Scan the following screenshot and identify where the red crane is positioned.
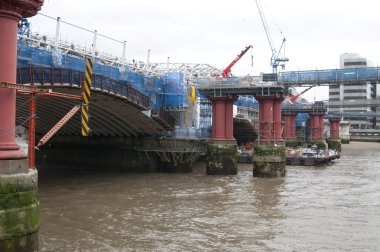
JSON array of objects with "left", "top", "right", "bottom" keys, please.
[
  {"left": 289, "top": 86, "right": 314, "bottom": 103},
  {"left": 221, "top": 45, "right": 253, "bottom": 77}
]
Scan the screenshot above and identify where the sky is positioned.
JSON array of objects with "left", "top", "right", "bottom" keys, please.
[{"left": 28, "top": 0, "right": 380, "bottom": 101}]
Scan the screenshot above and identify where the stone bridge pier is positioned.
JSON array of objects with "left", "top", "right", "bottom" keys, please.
[
  {"left": 252, "top": 88, "right": 286, "bottom": 178},
  {"left": 0, "top": 1, "right": 44, "bottom": 251},
  {"left": 197, "top": 82, "right": 286, "bottom": 177},
  {"left": 206, "top": 95, "right": 239, "bottom": 175}
]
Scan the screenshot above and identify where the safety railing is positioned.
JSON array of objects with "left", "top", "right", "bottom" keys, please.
[
  {"left": 282, "top": 103, "right": 327, "bottom": 114},
  {"left": 196, "top": 76, "right": 267, "bottom": 90},
  {"left": 16, "top": 65, "right": 150, "bottom": 110},
  {"left": 151, "top": 107, "right": 176, "bottom": 130}
]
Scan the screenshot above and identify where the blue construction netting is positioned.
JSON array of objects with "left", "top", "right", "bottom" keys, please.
[
  {"left": 126, "top": 71, "right": 146, "bottom": 94},
  {"left": 295, "top": 113, "right": 309, "bottom": 126},
  {"left": 289, "top": 103, "right": 310, "bottom": 126},
  {"left": 17, "top": 44, "right": 33, "bottom": 67},
  {"left": 235, "top": 95, "right": 258, "bottom": 108},
  {"left": 172, "top": 127, "right": 211, "bottom": 138},
  {"left": 199, "top": 95, "right": 211, "bottom": 129},
  {"left": 159, "top": 72, "right": 186, "bottom": 107},
  {"left": 282, "top": 103, "right": 310, "bottom": 126},
  {"left": 17, "top": 40, "right": 168, "bottom": 108}
]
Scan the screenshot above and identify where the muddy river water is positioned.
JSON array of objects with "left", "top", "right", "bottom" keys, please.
[{"left": 38, "top": 141, "right": 380, "bottom": 251}]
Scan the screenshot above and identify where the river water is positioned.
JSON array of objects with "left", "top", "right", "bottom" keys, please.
[{"left": 38, "top": 142, "right": 380, "bottom": 251}]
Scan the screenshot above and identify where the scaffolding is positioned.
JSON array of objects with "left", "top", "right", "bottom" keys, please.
[
  {"left": 199, "top": 96, "right": 212, "bottom": 128},
  {"left": 136, "top": 139, "right": 207, "bottom": 166}
]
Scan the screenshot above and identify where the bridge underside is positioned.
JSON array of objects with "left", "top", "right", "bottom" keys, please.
[
  {"left": 233, "top": 117, "right": 257, "bottom": 144},
  {"left": 16, "top": 87, "right": 166, "bottom": 138}
]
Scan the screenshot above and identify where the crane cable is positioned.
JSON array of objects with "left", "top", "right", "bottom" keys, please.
[{"left": 259, "top": 1, "right": 285, "bottom": 40}]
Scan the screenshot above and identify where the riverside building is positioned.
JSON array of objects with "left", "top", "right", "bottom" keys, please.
[{"left": 328, "top": 53, "right": 379, "bottom": 129}]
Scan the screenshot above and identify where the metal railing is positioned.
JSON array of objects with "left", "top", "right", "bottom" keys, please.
[
  {"left": 151, "top": 107, "right": 175, "bottom": 130},
  {"left": 17, "top": 65, "right": 150, "bottom": 110},
  {"left": 282, "top": 103, "right": 327, "bottom": 113},
  {"left": 196, "top": 76, "right": 271, "bottom": 90}
]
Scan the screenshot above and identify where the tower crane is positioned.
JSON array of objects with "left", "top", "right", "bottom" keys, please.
[
  {"left": 221, "top": 45, "right": 253, "bottom": 77},
  {"left": 254, "top": 0, "right": 288, "bottom": 73}
]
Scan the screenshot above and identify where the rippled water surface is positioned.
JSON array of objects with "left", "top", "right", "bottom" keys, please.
[{"left": 39, "top": 142, "right": 380, "bottom": 251}]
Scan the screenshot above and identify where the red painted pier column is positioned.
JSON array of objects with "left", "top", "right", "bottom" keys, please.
[
  {"left": 0, "top": 9, "right": 25, "bottom": 160},
  {"left": 261, "top": 99, "right": 274, "bottom": 142},
  {"left": 225, "top": 98, "right": 235, "bottom": 140},
  {"left": 329, "top": 117, "right": 341, "bottom": 140},
  {"left": 252, "top": 88, "right": 286, "bottom": 178},
  {"left": 309, "top": 114, "right": 317, "bottom": 141},
  {"left": 258, "top": 100, "right": 264, "bottom": 136},
  {"left": 214, "top": 98, "right": 226, "bottom": 139},
  {"left": 291, "top": 114, "right": 297, "bottom": 139},
  {"left": 207, "top": 95, "right": 238, "bottom": 175},
  {"left": 319, "top": 114, "right": 325, "bottom": 139},
  {"left": 310, "top": 113, "right": 325, "bottom": 141},
  {"left": 256, "top": 95, "right": 284, "bottom": 143},
  {"left": 0, "top": 2, "right": 43, "bottom": 162},
  {"left": 284, "top": 113, "right": 296, "bottom": 140},
  {"left": 209, "top": 96, "right": 237, "bottom": 141},
  {"left": 0, "top": 1, "right": 44, "bottom": 250},
  {"left": 273, "top": 98, "right": 284, "bottom": 141},
  {"left": 211, "top": 102, "right": 216, "bottom": 138}
]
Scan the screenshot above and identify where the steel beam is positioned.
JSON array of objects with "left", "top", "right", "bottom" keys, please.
[{"left": 37, "top": 105, "right": 80, "bottom": 147}]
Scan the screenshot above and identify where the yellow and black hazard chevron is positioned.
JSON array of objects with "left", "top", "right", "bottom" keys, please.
[{"left": 81, "top": 58, "right": 93, "bottom": 136}]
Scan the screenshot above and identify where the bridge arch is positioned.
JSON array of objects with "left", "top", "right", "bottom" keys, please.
[{"left": 16, "top": 66, "right": 171, "bottom": 137}]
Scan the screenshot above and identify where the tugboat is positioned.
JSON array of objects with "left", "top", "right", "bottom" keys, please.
[
  {"left": 286, "top": 145, "right": 340, "bottom": 166},
  {"left": 238, "top": 145, "right": 253, "bottom": 163}
]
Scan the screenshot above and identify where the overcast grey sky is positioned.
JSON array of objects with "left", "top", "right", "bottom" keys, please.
[{"left": 29, "top": 0, "right": 380, "bottom": 101}]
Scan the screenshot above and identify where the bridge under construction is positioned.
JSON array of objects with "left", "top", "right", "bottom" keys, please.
[
  {"left": 11, "top": 15, "right": 380, "bottom": 171},
  {"left": 1, "top": 3, "right": 380, "bottom": 250}
]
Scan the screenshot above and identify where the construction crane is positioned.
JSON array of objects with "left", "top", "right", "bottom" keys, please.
[
  {"left": 255, "top": 0, "right": 288, "bottom": 73},
  {"left": 289, "top": 86, "right": 314, "bottom": 103},
  {"left": 221, "top": 45, "right": 253, "bottom": 77}
]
